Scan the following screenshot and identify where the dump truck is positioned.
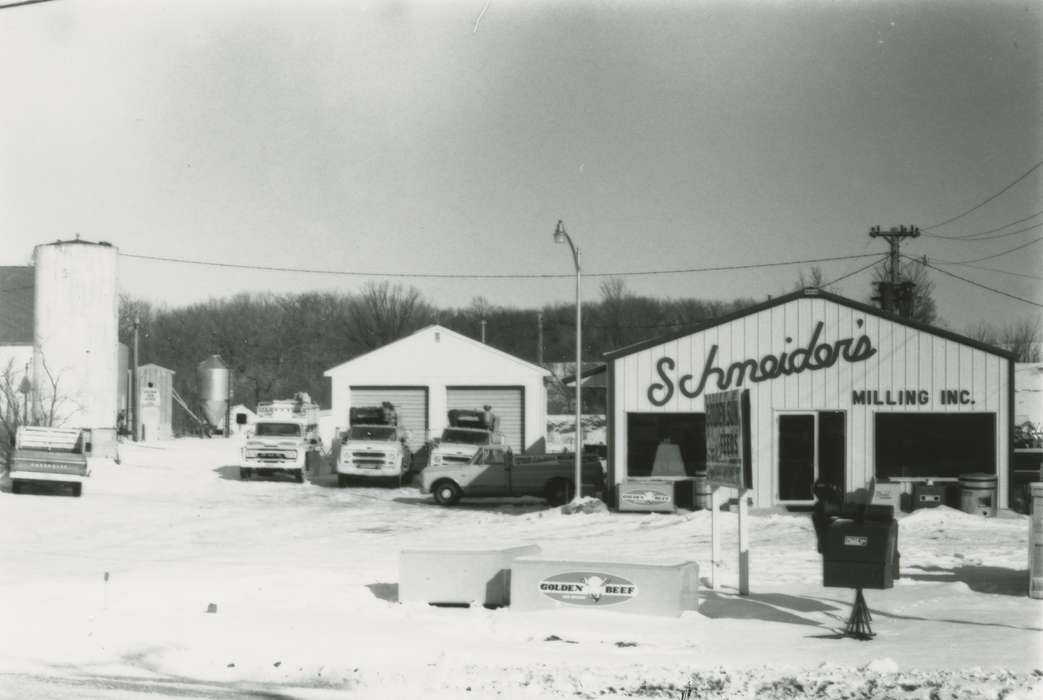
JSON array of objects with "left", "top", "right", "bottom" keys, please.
[
  {"left": 335, "top": 406, "right": 412, "bottom": 487},
  {"left": 421, "top": 443, "right": 604, "bottom": 506},
  {"left": 7, "top": 426, "right": 91, "bottom": 497},
  {"left": 427, "top": 409, "right": 505, "bottom": 468},
  {"left": 240, "top": 393, "right": 320, "bottom": 483}
]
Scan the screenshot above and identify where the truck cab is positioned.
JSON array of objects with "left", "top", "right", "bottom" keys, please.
[
  {"left": 335, "top": 406, "right": 412, "bottom": 487},
  {"left": 240, "top": 394, "right": 320, "bottom": 483},
  {"left": 421, "top": 443, "right": 604, "bottom": 507},
  {"left": 428, "top": 409, "right": 504, "bottom": 468}
]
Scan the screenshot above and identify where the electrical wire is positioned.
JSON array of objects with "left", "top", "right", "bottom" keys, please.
[
  {"left": 923, "top": 209, "right": 1043, "bottom": 240},
  {"left": 923, "top": 158, "right": 1043, "bottom": 231},
  {"left": 0, "top": 0, "right": 62, "bottom": 9},
  {"left": 820, "top": 255, "right": 889, "bottom": 288},
  {"left": 942, "top": 261, "right": 1043, "bottom": 282},
  {"left": 905, "top": 255, "right": 1043, "bottom": 309},
  {"left": 119, "top": 251, "right": 882, "bottom": 280},
  {"left": 929, "top": 237, "right": 1043, "bottom": 265}
]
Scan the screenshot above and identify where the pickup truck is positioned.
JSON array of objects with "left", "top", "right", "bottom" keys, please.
[
  {"left": 420, "top": 443, "right": 604, "bottom": 506},
  {"left": 7, "top": 426, "right": 91, "bottom": 497}
]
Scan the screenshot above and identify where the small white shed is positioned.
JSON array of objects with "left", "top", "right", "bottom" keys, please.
[{"left": 324, "top": 325, "right": 549, "bottom": 454}]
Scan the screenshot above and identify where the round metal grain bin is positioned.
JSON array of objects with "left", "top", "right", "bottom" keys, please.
[
  {"left": 959, "top": 472, "right": 998, "bottom": 517},
  {"left": 197, "top": 355, "right": 230, "bottom": 432}
]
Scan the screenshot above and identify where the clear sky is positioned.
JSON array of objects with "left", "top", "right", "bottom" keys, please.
[{"left": 2, "top": 0, "right": 1040, "bottom": 333}]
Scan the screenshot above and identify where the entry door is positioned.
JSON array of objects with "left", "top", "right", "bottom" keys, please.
[
  {"left": 777, "top": 411, "right": 846, "bottom": 502},
  {"left": 778, "top": 414, "right": 815, "bottom": 501}
]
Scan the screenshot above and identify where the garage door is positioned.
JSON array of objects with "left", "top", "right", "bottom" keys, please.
[
  {"left": 447, "top": 387, "right": 524, "bottom": 453},
  {"left": 350, "top": 387, "right": 429, "bottom": 453}
]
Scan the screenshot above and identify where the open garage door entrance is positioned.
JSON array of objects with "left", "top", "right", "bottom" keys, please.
[
  {"left": 447, "top": 386, "right": 524, "bottom": 453},
  {"left": 349, "top": 387, "right": 429, "bottom": 453}
]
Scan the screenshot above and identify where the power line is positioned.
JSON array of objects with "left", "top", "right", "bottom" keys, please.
[
  {"left": 0, "top": 0, "right": 63, "bottom": 9},
  {"left": 119, "top": 251, "right": 882, "bottom": 280},
  {"left": 923, "top": 209, "right": 1043, "bottom": 240},
  {"left": 923, "top": 159, "right": 1043, "bottom": 231},
  {"left": 820, "top": 255, "right": 889, "bottom": 288},
  {"left": 930, "top": 237, "right": 1043, "bottom": 265},
  {"left": 942, "top": 261, "right": 1043, "bottom": 281},
  {"left": 906, "top": 255, "right": 1043, "bottom": 309}
]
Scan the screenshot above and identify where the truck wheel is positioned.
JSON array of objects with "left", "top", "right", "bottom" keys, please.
[
  {"left": 11, "top": 480, "right": 22, "bottom": 495},
  {"left": 71, "top": 483, "right": 83, "bottom": 498},
  {"left": 337, "top": 473, "right": 349, "bottom": 488},
  {"left": 294, "top": 471, "right": 305, "bottom": 484},
  {"left": 431, "top": 480, "right": 462, "bottom": 506},
  {"left": 545, "top": 478, "right": 575, "bottom": 506},
  {"left": 240, "top": 468, "right": 252, "bottom": 480}
]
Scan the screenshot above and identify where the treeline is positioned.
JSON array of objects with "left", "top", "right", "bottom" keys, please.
[{"left": 120, "top": 280, "right": 758, "bottom": 421}]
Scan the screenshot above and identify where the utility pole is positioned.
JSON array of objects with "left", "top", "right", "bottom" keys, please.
[
  {"left": 132, "top": 315, "right": 139, "bottom": 441},
  {"left": 481, "top": 318, "right": 487, "bottom": 344},
  {"left": 537, "top": 311, "right": 544, "bottom": 366},
  {"left": 869, "top": 225, "right": 919, "bottom": 312}
]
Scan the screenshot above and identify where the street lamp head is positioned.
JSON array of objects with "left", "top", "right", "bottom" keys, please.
[{"left": 553, "top": 220, "right": 567, "bottom": 244}]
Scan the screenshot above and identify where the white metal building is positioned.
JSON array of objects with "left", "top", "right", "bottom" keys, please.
[
  {"left": 324, "top": 325, "right": 549, "bottom": 454},
  {"left": 604, "top": 289, "right": 1015, "bottom": 509}
]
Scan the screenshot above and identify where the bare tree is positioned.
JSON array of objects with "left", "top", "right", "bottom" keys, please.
[
  {"left": 1000, "top": 317, "right": 1041, "bottom": 362},
  {"left": 795, "top": 265, "right": 828, "bottom": 291},
  {"left": 964, "top": 320, "right": 999, "bottom": 345},
  {"left": 347, "top": 282, "right": 435, "bottom": 350}
]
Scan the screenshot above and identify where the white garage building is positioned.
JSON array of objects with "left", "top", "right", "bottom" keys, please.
[
  {"left": 604, "top": 289, "right": 1015, "bottom": 509},
  {"left": 324, "top": 325, "right": 549, "bottom": 454}
]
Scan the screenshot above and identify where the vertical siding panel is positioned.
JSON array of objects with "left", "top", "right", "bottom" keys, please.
[
  {"left": 931, "top": 337, "right": 948, "bottom": 411},
  {"left": 920, "top": 332, "right": 935, "bottom": 411},
  {"left": 903, "top": 326, "right": 920, "bottom": 411},
  {"left": 877, "top": 316, "right": 894, "bottom": 412},
  {"left": 971, "top": 349, "right": 986, "bottom": 411},
  {"left": 958, "top": 345, "right": 974, "bottom": 413},
  {"left": 946, "top": 340, "right": 960, "bottom": 411},
  {"left": 809, "top": 299, "right": 826, "bottom": 407}
]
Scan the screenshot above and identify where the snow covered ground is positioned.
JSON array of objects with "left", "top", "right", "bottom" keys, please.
[{"left": 1, "top": 437, "right": 1040, "bottom": 699}]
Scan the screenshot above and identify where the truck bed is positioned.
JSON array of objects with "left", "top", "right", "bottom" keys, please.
[{"left": 10, "top": 448, "right": 89, "bottom": 477}]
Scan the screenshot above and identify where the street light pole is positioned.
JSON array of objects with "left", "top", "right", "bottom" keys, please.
[{"left": 554, "top": 220, "right": 582, "bottom": 502}]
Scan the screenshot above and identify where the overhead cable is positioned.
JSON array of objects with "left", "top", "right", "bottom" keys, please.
[
  {"left": 929, "top": 237, "right": 1043, "bottom": 265},
  {"left": 923, "top": 209, "right": 1043, "bottom": 240},
  {"left": 923, "top": 159, "right": 1043, "bottom": 231},
  {"left": 904, "top": 255, "right": 1043, "bottom": 309},
  {"left": 119, "top": 251, "right": 882, "bottom": 280}
]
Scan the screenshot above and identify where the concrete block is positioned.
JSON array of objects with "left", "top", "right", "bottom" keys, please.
[
  {"left": 399, "top": 544, "right": 540, "bottom": 606},
  {"left": 510, "top": 556, "right": 699, "bottom": 617}
]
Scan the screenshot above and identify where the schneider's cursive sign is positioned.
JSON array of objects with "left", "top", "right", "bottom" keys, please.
[{"left": 647, "top": 321, "right": 877, "bottom": 406}]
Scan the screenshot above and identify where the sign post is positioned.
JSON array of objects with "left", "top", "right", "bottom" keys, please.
[{"left": 705, "top": 389, "right": 752, "bottom": 595}]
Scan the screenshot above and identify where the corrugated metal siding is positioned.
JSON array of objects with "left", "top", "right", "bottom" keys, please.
[
  {"left": 446, "top": 387, "right": 524, "bottom": 453},
  {"left": 350, "top": 387, "right": 428, "bottom": 452}
]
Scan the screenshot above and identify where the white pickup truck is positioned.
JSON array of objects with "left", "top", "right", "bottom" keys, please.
[
  {"left": 240, "top": 395, "right": 320, "bottom": 483},
  {"left": 428, "top": 409, "right": 504, "bottom": 468},
  {"left": 421, "top": 443, "right": 604, "bottom": 507},
  {"left": 336, "top": 406, "right": 412, "bottom": 487},
  {"left": 7, "top": 426, "right": 91, "bottom": 497}
]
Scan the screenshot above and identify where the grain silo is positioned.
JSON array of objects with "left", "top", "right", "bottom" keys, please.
[
  {"left": 197, "top": 355, "right": 230, "bottom": 433},
  {"left": 32, "top": 239, "right": 120, "bottom": 457}
]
